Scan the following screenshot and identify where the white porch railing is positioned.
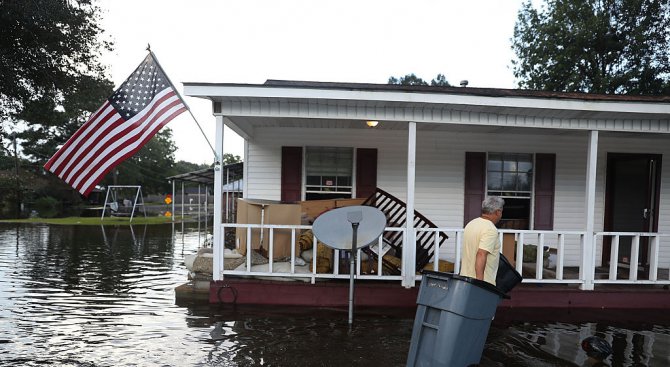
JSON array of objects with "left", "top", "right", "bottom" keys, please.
[
  {"left": 593, "top": 232, "right": 670, "bottom": 284},
  {"left": 220, "top": 223, "right": 404, "bottom": 284},
  {"left": 218, "top": 223, "right": 670, "bottom": 289}
]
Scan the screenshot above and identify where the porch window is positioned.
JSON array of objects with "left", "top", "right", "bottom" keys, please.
[
  {"left": 487, "top": 153, "right": 533, "bottom": 229},
  {"left": 305, "top": 147, "right": 353, "bottom": 200}
]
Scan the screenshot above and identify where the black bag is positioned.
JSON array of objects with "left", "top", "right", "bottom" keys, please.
[{"left": 495, "top": 253, "right": 522, "bottom": 294}]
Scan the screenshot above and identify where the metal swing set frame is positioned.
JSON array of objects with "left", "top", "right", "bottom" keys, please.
[{"left": 101, "top": 185, "right": 147, "bottom": 222}]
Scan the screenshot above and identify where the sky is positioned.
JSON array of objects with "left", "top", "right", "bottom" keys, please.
[{"left": 99, "top": 0, "right": 531, "bottom": 165}]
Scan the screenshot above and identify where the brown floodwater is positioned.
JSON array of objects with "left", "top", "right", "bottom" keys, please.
[{"left": 0, "top": 223, "right": 668, "bottom": 366}]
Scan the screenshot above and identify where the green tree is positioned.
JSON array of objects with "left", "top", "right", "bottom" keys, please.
[
  {"left": 173, "top": 160, "right": 210, "bottom": 174},
  {"left": 16, "top": 75, "right": 114, "bottom": 162},
  {"left": 388, "top": 73, "right": 451, "bottom": 86},
  {"left": 512, "top": 0, "right": 670, "bottom": 94},
  {"left": 430, "top": 74, "right": 451, "bottom": 87},
  {"left": 221, "top": 153, "right": 242, "bottom": 165},
  {"left": 388, "top": 73, "right": 428, "bottom": 85},
  {"left": 0, "top": 0, "right": 113, "bottom": 156}
]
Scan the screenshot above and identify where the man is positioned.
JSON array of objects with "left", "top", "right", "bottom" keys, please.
[{"left": 460, "top": 196, "right": 504, "bottom": 285}]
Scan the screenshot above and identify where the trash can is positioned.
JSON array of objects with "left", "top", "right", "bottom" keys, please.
[
  {"left": 406, "top": 271, "right": 507, "bottom": 367},
  {"left": 496, "top": 253, "right": 523, "bottom": 294}
]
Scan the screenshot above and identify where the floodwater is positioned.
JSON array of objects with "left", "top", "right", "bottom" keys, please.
[{"left": 1, "top": 223, "right": 669, "bottom": 367}]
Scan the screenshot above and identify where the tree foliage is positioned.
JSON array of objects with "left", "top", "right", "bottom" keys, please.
[
  {"left": 388, "top": 73, "right": 451, "bottom": 86},
  {"left": 1, "top": 0, "right": 115, "bottom": 165},
  {"left": 221, "top": 153, "right": 242, "bottom": 165},
  {"left": 512, "top": 0, "right": 670, "bottom": 94},
  {"left": 173, "top": 160, "right": 210, "bottom": 175},
  {"left": 0, "top": 0, "right": 112, "bottom": 116},
  {"left": 17, "top": 75, "right": 114, "bottom": 162},
  {"left": 0, "top": 1, "right": 189, "bottom": 197}
]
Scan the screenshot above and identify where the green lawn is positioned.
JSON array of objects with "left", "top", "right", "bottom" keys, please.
[{"left": 0, "top": 216, "right": 185, "bottom": 226}]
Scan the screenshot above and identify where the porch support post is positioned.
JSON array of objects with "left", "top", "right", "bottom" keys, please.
[
  {"left": 403, "top": 121, "right": 417, "bottom": 288},
  {"left": 171, "top": 179, "right": 175, "bottom": 222},
  {"left": 581, "top": 130, "right": 598, "bottom": 290},
  {"left": 213, "top": 115, "right": 225, "bottom": 281}
]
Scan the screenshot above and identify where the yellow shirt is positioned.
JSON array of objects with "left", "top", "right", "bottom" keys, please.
[{"left": 460, "top": 217, "right": 500, "bottom": 285}]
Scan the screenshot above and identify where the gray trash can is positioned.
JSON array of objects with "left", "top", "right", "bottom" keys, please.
[{"left": 406, "top": 271, "right": 506, "bottom": 367}]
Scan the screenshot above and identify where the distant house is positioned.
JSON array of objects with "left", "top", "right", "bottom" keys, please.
[{"left": 185, "top": 80, "right": 670, "bottom": 294}]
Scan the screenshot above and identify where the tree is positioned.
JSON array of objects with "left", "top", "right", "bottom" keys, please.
[
  {"left": 430, "top": 74, "right": 450, "bottom": 87},
  {"left": 388, "top": 73, "right": 451, "bottom": 86},
  {"left": 388, "top": 73, "right": 428, "bottom": 85},
  {"left": 221, "top": 153, "right": 242, "bottom": 165},
  {"left": 0, "top": 0, "right": 113, "bottom": 156},
  {"left": 512, "top": 0, "right": 670, "bottom": 94},
  {"left": 17, "top": 75, "right": 114, "bottom": 162},
  {"left": 173, "top": 160, "right": 210, "bottom": 174}
]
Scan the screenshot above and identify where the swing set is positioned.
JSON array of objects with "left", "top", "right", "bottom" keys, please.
[{"left": 100, "top": 185, "right": 147, "bottom": 222}]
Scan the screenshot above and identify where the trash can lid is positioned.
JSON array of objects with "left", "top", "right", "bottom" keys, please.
[{"left": 421, "top": 270, "right": 508, "bottom": 298}]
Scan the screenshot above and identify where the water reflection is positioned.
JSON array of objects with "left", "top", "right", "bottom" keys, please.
[
  {"left": 0, "top": 223, "right": 192, "bottom": 366},
  {"left": 0, "top": 223, "right": 669, "bottom": 366}
]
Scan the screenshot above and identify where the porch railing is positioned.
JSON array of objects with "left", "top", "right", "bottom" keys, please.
[
  {"left": 217, "top": 223, "right": 670, "bottom": 289},
  {"left": 593, "top": 232, "right": 670, "bottom": 284}
]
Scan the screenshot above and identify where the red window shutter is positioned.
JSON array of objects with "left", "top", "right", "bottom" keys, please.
[
  {"left": 356, "top": 148, "right": 377, "bottom": 199},
  {"left": 281, "top": 146, "right": 302, "bottom": 202},
  {"left": 464, "top": 152, "right": 486, "bottom": 226},
  {"left": 533, "top": 153, "right": 556, "bottom": 230}
]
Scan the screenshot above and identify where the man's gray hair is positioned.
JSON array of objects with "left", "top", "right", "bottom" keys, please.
[{"left": 482, "top": 196, "right": 505, "bottom": 214}]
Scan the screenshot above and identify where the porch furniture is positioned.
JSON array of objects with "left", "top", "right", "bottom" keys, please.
[{"left": 362, "top": 188, "right": 449, "bottom": 275}]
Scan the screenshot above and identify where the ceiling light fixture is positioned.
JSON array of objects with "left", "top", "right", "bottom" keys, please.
[{"left": 366, "top": 120, "right": 379, "bottom": 127}]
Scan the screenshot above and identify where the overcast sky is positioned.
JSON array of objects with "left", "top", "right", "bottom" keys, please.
[{"left": 100, "top": 0, "right": 530, "bottom": 164}]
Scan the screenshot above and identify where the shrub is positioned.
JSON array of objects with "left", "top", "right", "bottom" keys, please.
[{"left": 34, "top": 196, "right": 61, "bottom": 218}]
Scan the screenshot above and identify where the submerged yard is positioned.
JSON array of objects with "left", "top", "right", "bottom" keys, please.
[{"left": 1, "top": 222, "right": 668, "bottom": 366}]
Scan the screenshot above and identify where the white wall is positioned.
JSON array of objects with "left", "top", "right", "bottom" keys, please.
[
  {"left": 244, "top": 125, "right": 670, "bottom": 267},
  {"left": 246, "top": 127, "right": 407, "bottom": 200}
]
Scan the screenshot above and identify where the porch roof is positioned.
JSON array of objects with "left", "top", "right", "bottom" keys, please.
[{"left": 183, "top": 80, "right": 670, "bottom": 138}]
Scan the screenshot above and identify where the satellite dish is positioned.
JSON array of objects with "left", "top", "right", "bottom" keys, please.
[
  {"left": 312, "top": 205, "right": 387, "bottom": 325},
  {"left": 312, "top": 205, "right": 387, "bottom": 251}
]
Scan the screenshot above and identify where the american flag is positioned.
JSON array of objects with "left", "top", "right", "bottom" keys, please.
[{"left": 44, "top": 52, "right": 187, "bottom": 197}]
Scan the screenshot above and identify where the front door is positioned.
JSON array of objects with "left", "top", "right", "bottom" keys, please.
[{"left": 604, "top": 153, "right": 661, "bottom": 272}]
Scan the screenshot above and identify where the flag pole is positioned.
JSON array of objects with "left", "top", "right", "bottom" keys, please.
[{"left": 147, "top": 45, "right": 219, "bottom": 163}]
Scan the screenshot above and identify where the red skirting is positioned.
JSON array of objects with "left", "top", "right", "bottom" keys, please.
[
  {"left": 210, "top": 279, "right": 419, "bottom": 308},
  {"left": 210, "top": 279, "right": 670, "bottom": 310}
]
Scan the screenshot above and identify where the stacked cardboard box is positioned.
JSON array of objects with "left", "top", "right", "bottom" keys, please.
[
  {"left": 236, "top": 198, "right": 301, "bottom": 260},
  {"left": 300, "top": 198, "right": 366, "bottom": 223}
]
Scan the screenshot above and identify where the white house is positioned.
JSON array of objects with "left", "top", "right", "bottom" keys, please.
[{"left": 184, "top": 80, "right": 670, "bottom": 292}]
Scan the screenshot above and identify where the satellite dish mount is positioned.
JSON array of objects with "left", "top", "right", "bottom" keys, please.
[{"left": 312, "top": 206, "right": 386, "bottom": 325}]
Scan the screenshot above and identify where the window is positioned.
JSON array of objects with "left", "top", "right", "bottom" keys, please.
[
  {"left": 305, "top": 147, "right": 353, "bottom": 200},
  {"left": 487, "top": 153, "right": 533, "bottom": 229}
]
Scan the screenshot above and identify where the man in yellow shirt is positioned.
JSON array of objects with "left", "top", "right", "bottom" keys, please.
[{"left": 460, "top": 197, "right": 505, "bottom": 286}]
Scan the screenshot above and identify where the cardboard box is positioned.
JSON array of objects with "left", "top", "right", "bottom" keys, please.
[
  {"left": 335, "top": 198, "right": 366, "bottom": 208},
  {"left": 236, "top": 198, "right": 301, "bottom": 260},
  {"left": 502, "top": 233, "right": 516, "bottom": 267},
  {"left": 300, "top": 198, "right": 367, "bottom": 224},
  {"left": 300, "top": 199, "right": 336, "bottom": 224}
]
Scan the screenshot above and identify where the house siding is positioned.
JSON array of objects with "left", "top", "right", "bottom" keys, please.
[{"left": 244, "top": 126, "right": 670, "bottom": 268}]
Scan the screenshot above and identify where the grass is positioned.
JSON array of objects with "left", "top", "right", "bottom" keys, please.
[{"left": 0, "top": 215, "right": 185, "bottom": 226}]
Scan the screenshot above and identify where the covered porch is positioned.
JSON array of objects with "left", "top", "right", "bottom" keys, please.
[{"left": 183, "top": 80, "right": 670, "bottom": 298}]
